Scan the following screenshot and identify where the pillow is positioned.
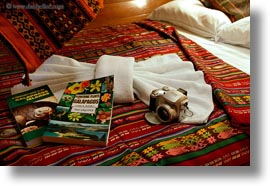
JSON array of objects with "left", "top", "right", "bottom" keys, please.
[
  {"left": 200, "top": 0, "right": 250, "bottom": 22},
  {"left": 0, "top": 0, "right": 103, "bottom": 85},
  {"left": 216, "top": 16, "right": 250, "bottom": 48},
  {"left": 148, "top": 0, "right": 231, "bottom": 38}
]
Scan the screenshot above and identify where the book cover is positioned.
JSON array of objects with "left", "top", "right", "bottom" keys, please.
[
  {"left": 42, "top": 75, "right": 114, "bottom": 146},
  {"left": 7, "top": 85, "right": 58, "bottom": 148}
]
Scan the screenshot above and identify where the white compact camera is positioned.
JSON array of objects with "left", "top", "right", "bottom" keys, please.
[{"left": 145, "top": 86, "right": 189, "bottom": 124}]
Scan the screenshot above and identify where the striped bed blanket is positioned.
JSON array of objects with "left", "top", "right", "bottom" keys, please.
[{"left": 0, "top": 20, "right": 250, "bottom": 166}]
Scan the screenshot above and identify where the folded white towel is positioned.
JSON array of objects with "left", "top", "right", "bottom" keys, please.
[
  {"left": 95, "top": 55, "right": 135, "bottom": 104},
  {"left": 133, "top": 54, "right": 213, "bottom": 124},
  {"left": 11, "top": 55, "right": 96, "bottom": 100},
  {"left": 11, "top": 53, "right": 214, "bottom": 124}
]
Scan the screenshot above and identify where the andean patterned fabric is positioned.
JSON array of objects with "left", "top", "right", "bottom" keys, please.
[
  {"left": 0, "top": 0, "right": 103, "bottom": 84},
  {"left": 0, "top": 20, "right": 250, "bottom": 166}
]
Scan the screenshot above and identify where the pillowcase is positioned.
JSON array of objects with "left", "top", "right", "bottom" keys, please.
[
  {"left": 0, "top": 0, "right": 103, "bottom": 85},
  {"left": 216, "top": 16, "right": 250, "bottom": 48},
  {"left": 148, "top": 0, "right": 231, "bottom": 38},
  {"left": 200, "top": 0, "right": 250, "bottom": 22}
]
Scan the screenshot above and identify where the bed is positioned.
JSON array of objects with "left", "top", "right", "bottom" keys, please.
[{"left": 0, "top": 0, "right": 250, "bottom": 166}]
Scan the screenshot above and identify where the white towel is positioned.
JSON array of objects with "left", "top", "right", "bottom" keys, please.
[
  {"left": 11, "top": 55, "right": 96, "bottom": 100},
  {"left": 95, "top": 55, "right": 135, "bottom": 104},
  {"left": 133, "top": 54, "right": 213, "bottom": 124},
  {"left": 11, "top": 53, "right": 214, "bottom": 124}
]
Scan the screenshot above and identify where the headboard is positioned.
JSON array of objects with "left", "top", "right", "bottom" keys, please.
[{"left": 87, "top": 0, "right": 172, "bottom": 28}]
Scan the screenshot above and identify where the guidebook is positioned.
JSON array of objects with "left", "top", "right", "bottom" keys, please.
[
  {"left": 7, "top": 85, "right": 58, "bottom": 148},
  {"left": 42, "top": 75, "right": 114, "bottom": 146}
]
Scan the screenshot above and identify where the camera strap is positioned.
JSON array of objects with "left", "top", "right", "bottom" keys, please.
[
  {"left": 184, "top": 105, "right": 193, "bottom": 117},
  {"left": 179, "top": 105, "right": 193, "bottom": 122}
]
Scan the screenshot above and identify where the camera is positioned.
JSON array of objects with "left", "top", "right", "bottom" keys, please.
[{"left": 147, "top": 86, "right": 189, "bottom": 124}]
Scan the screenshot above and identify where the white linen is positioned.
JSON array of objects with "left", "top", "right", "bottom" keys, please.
[
  {"left": 147, "top": 0, "right": 231, "bottom": 38},
  {"left": 95, "top": 55, "right": 135, "bottom": 103},
  {"left": 11, "top": 54, "right": 214, "bottom": 125},
  {"left": 133, "top": 54, "right": 213, "bottom": 124},
  {"left": 11, "top": 55, "right": 96, "bottom": 100},
  {"left": 216, "top": 16, "right": 250, "bottom": 48},
  {"left": 147, "top": 0, "right": 250, "bottom": 75},
  {"left": 174, "top": 26, "right": 250, "bottom": 75}
]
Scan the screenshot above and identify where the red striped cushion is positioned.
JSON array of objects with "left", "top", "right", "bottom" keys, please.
[{"left": 0, "top": 0, "right": 103, "bottom": 85}]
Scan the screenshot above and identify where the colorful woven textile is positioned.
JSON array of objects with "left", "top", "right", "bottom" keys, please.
[
  {"left": 0, "top": 20, "right": 250, "bottom": 166},
  {"left": 136, "top": 20, "right": 250, "bottom": 132},
  {"left": 0, "top": 0, "right": 103, "bottom": 84}
]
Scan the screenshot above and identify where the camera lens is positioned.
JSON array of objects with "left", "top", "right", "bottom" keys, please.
[
  {"left": 157, "top": 107, "right": 170, "bottom": 122},
  {"left": 156, "top": 104, "right": 177, "bottom": 123}
]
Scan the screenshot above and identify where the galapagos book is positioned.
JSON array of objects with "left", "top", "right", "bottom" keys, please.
[
  {"left": 7, "top": 85, "right": 58, "bottom": 148},
  {"left": 42, "top": 75, "right": 114, "bottom": 146}
]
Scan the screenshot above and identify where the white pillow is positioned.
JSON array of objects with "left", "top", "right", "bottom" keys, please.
[
  {"left": 216, "top": 16, "right": 250, "bottom": 48},
  {"left": 147, "top": 0, "right": 231, "bottom": 38}
]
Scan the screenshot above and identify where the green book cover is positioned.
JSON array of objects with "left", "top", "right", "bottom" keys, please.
[
  {"left": 7, "top": 85, "right": 58, "bottom": 148},
  {"left": 42, "top": 75, "right": 114, "bottom": 146}
]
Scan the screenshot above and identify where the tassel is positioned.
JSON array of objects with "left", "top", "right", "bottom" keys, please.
[{"left": 21, "top": 70, "right": 32, "bottom": 86}]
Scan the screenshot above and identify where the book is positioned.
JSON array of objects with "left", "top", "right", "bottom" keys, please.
[
  {"left": 42, "top": 75, "right": 114, "bottom": 146},
  {"left": 7, "top": 85, "right": 58, "bottom": 148}
]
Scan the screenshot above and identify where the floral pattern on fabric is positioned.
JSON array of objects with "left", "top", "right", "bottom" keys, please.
[{"left": 111, "top": 118, "right": 244, "bottom": 166}]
